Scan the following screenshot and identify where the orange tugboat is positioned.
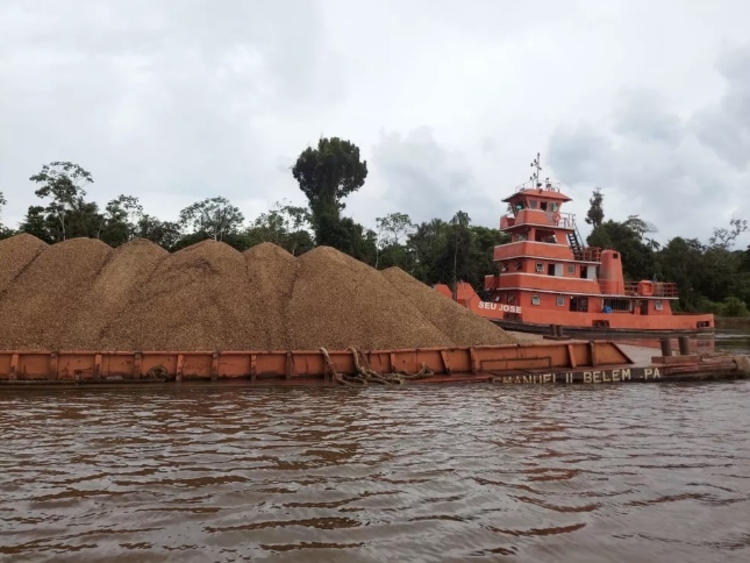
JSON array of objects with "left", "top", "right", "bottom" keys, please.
[{"left": 435, "top": 154, "right": 714, "bottom": 340}]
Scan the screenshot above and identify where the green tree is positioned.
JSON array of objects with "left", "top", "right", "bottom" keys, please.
[
  {"left": 100, "top": 195, "right": 144, "bottom": 247},
  {"left": 248, "top": 200, "right": 314, "bottom": 256},
  {"left": 585, "top": 187, "right": 604, "bottom": 228},
  {"left": 136, "top": 215, "right": 182, "bottom": 250},
  {"left": 291, "top": 137, "right": 368, "bottom": 249},
  {"left": 178, "top": 196, "right": 245, "bottom": 241},
  {"left": 709, "top": 217, "right": 748, "bottom": 250},
  {"left": 375, "top": 212, "right": 414, "bottom": 269},
  {"left": 28, "top": 161, "right": 94, "bottom": 242},
  {"left": 0, "top": 192, "right": 13, "bottom": 240}
]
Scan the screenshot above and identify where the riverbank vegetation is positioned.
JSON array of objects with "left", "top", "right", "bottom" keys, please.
[{"left": 1, "top": 138, "right": 748, "bottom": 316}]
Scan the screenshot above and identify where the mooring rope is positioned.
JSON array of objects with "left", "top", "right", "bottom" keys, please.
[{"left": 319, "top": 347, "right": 435, "bottom": 386}]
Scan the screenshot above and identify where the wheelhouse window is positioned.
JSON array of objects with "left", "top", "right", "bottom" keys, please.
[
  {"left": 529, "top": 200, "right": 538, "bottom": 209},
  {"left": 556, "top": 296, "right": 565, "bottom": 306},
  {"left": 531, "top": 295, "right": 541, "bottom": 305},
  {"left": 567, "top": 264, "right": 576, "bottom": 274}
]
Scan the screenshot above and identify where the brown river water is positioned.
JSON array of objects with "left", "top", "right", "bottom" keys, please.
[{"left": 1, "top": 332, "right": 749, "bottom": 563}]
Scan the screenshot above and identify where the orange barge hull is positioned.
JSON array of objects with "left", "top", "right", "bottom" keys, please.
[{"left": 0, "top": 341, "right": 745, "bottom": 386}]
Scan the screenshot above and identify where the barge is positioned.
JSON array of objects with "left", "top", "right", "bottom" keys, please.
[{"left": 0, "top": 339, "right": 746, "bottom": 387}]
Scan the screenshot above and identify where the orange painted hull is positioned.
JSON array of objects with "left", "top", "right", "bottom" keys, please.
[
  {"left": 0, "top": 341, "right": 632, "bottom": 384},
  {"left": 0, "top": 342, "right": 744, "bottom": 386},
  {"left": 436, "top": 283, "right": 714, "bottom": 334}
]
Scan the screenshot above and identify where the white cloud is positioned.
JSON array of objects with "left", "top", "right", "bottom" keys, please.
[{"left": 0, "top": 0, "right": 748, "bottom": 250}]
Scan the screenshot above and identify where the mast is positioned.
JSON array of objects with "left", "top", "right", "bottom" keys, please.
[{"left": 530, "top": 152, "right": 542, "bottom": 188}]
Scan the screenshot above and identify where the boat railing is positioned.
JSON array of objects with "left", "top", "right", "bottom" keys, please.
[
  {"left": 544, "top": 211, "right": 575, "bottom": 229},
  {"left": 581, "top": 247, "right": 602, "bottom": 262},
  {"left": 624, "top": 282, "right": 679, "bottom": 297},
  {"left": 513, "top": 179, "right": 562, "bottom": 193}
]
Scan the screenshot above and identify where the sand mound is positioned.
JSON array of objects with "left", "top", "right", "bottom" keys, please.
[
  {"left": 286, "top": 246, "right": 455, "bottom": 350},
  {"left": 101, "top": 240, "right": 260, "bottom": 350},
  {"left": 0, "top": 235, "right": 517, "bottom": 351},
  {"left": 0, "top": 234, "right": 48, "bottom": 296},
  {"left": 244, "top": 242, "right": 298, "bottom": 349},
  {"left": 63, "top": 238, "right": 169, "bottom": 349},
  {"left": 382, "top": 266, "right": 517, "bottom": 346},
  {"left": 0, "top": 238, "right": 112, "bottom": 349}
]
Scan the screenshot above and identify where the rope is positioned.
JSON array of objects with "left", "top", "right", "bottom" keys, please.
[{"left": 319, "top": 347, "right": 435, "bottom": 386}]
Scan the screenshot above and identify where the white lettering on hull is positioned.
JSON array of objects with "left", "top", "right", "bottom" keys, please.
[{"left": 478, "top": 301, "right": 522, "bottom": 314}]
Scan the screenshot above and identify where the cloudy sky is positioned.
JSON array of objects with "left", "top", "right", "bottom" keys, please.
[{"left": 1, "top": 0, "right": 749, "bottom": 247}]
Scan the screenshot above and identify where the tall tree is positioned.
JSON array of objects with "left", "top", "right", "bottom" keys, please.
[
  {"left": 28, "top": 161, "right": 94, "bottom": 242},
  {"left": 291, "top": 137, "right": 368, "bottom": 248},
  {"left": 585, "top": 187, "right": 604, "bottom": 228},
  {"left": 101, "top": 194, "right": 144, "bottom": 247},
  {"left": 375, "top": 212, "right": 414, "bottom": 268},
  {"left": 709, "top": 217, "right": 748, "bottom": 250},
  {"left": 178, "top": 196, "right": 244, "bottom": 241}
]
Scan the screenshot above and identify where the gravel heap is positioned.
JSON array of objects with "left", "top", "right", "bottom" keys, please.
[
  {"left": 65, "top": 238, "right": 169, "bottom": 349},
  {"left": 244, "top": 242, "right": 298, "bottom": 349},
  {"left": 101, "top": 240, "right": 259, "bottom": 351},
  {"left": 0, "top": 235, "right": 516, "bottom": 351},
  {"left": 0, "top": 234, "right": 48, "bottom": 295},
  {"left": 381, "top": 266, "right": 517, "bottom": 346},
  {"left": 286, "top": 246, "right": 454, "bottom": 350},
  {"left": 0, "top": 238, "right": 111, "bottom": 349}
]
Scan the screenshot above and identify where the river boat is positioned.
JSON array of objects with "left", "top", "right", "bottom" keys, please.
[{"left": 434, "top": 153, "right": 714, "bottom": 340}]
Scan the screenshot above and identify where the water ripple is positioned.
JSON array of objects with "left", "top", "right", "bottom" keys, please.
[{"left": 0, "top": 381, "right": 748, "bottom": 562}]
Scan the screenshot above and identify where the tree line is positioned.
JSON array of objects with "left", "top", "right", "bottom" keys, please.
[{"left": 0, "top": 138, "right": 748, "bottom": 317}]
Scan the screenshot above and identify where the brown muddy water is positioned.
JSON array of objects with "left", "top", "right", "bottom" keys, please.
[{"left": 1, "top": 334, "right": 749, "bottom": 563}]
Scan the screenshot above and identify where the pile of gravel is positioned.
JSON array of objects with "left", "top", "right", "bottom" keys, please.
[
  {"left": 0, "top": 238, "right": 111, "bottom": 349},
  {"left": 0, "top": 235, "right": 517, "bottom": 351},
  {"left": 381, "top": 266, "right": 516, "bottom": 346},
  {"left": 286, "top": 246, "right": 454, "bottom": 350},
  {"left": 101, "top": 240, "right": 258, "bottom": 351},
  {"left": 66, "top": 238, "right": 168, "bottom": 349},
  {"left": 0, "top": 234, "right": 48, "bottom": 295}
]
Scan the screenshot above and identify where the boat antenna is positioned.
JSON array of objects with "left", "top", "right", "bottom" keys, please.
[{"left": 530, "top": 152, "right": 542, "bottom": 187}]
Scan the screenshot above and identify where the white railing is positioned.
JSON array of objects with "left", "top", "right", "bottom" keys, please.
[{"left": 544, "top": 211, "right": 576, "bottom": 229}]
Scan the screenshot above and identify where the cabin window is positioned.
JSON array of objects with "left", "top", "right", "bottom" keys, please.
[
  {"left": 603, "top": 299, "right": 631, "bottom": 312},
  {"left": 556, "top": 296, "right": 565, "bottom": 306},
  {"left": 570, "top": 297, "right": 589, "bottom": 312},
  {"left": 613, "top": 252, "right": 619, "bottom": 259},
  {"left": 580, "top": 266, "right": 588, "bottom": 279},
  {"left": 567, "top": 264, "right": 576, "bottom": 274},
  {"left": 535, "top": 262, "right": 544, "bottom": 273},
  {"left": 547, "top": 264, "right": 555, "bottom": 276},
  {"left": 514, "top": 261, "right": 522, "bottom": 270},
  {"left": 540, "top": 201, "right": 548, "bottom": 211},
  {"left": 531, "top": 295, "right": 541, "bottom": 306},
  {"left": 551, "top": 203, "right": 559, "bottom": 212},
  {"left": 529, "top": 200, "right": 538, "bottom": 209},
  {"left": 655, "top": 300, "right": 663, "bottom": 311}
]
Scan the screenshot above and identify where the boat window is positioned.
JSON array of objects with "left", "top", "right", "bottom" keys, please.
[
  {"left": 556, "top": 296, "right": 565, "bottom": 306},
  {"left": 514, "top": 261, "right": 523, "bottom": 270},
  {"left": 531, "top": 295, "right": 541, "bottom": 305},
  {"left": 655, "top": 300, "right": 663, "bottom": 311},
  {"left": 535, "top": 263, "right": 544, "bottom": 273},
  {"left": 551, "top": 203, "right": 558, "bottom": 212},
  {"left": 547, "top": 264, "right": 555, "bottom": 276},
  {"left": 540, "top": 201, "right": 548, "bottom": 211},
  {"left": 580, "top": 266, "right": 588, "bottom": 279},
  {"left": 567, "top": 264, "right": 576, "bottom": 274},
  {"left": 603, "top": 298, "right": 631, "bottom": 312},
  {"left": 529, "top": 200, "right": 538, "bottom": 209}
]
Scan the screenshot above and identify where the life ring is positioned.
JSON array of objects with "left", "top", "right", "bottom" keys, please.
[{"left": 552, "top": 212, "right": 561, "bottom": 224}]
